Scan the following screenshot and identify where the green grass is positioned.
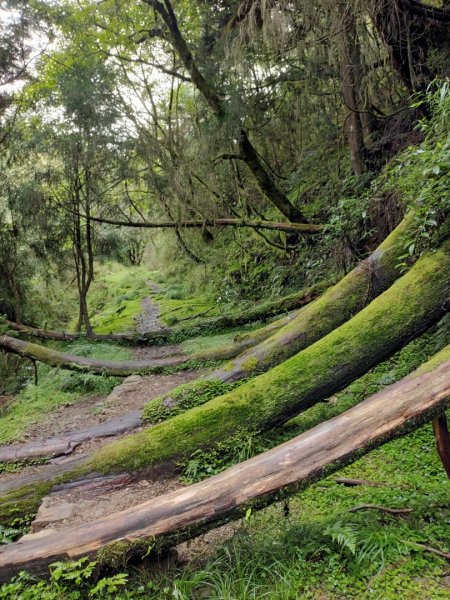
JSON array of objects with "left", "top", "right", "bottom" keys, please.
[
  {"left": 88, "top": 264, "right": 155, "bottom": 334},
  {"left": 0, "top": 342, "right": 131, "bottom": 445},
  {"left": 180, "top": 327, "right": 258, "bottom": 355}
]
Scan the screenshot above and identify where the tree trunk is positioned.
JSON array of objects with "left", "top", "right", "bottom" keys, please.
[
  {"left": 210, "top": 212, "right": 416, "bottom": 383},
  {"left": 336, "top": 2, "right": 367, "bottom": 174},
  {"left": 4, "top": 321, "right": 172, "bottom": 343},
  {"left": 372, "top": 0, "right": 450, "bottom": 92},
  {"left": 0, "top": 345, "right": 449, "bottom": 580},
  {"left": 1, "top": 237, "right": 448, "bottom": 518},
  {"left": 142, "top": 0, "right": 307, "bottom": 223}
]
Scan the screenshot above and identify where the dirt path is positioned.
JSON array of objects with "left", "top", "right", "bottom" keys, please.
[
  {"left": 134, "top": 281, "right": 164, "bottom": 334},
  {"left": 0, "top": 372, "right": 199, "bottom": 463},
  {"left": 134, "top": 281, "right": 184, "bottom": 360}
]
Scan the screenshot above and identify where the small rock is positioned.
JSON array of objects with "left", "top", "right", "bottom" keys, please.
[{"left": 32, "top": 500, "right": 75, "bottom": 532}]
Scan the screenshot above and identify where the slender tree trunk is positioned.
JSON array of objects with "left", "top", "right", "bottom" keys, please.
[
  {"left": 142, "top": 0, "right": 306, "bottom": 223},
  {"left": 335, "top": 2, "right": 366, "bottom": 174}
]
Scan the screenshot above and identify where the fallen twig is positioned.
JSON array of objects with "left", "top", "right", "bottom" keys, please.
[
  {"left": 402, "top": 540, "right": 450, "bottom": 561},
  {"left": 348, "top": 504, "right": 413, "bottom": 515}
]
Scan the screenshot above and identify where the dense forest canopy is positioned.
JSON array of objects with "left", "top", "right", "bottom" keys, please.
[
  {"left": 0, "top": 0, "right": 449, "bottom": 597},
  {"left": 0, "top": 0, "right": 448, "bottom": 330}
]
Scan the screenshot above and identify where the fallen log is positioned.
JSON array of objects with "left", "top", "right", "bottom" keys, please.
[
  {"left": 143, "top": 213, "right": 425, "bottom": 419},
  {"left": 4, "top": 321, "right": 171, "bottom": 344},
  {"left": 0, "top": 302, "right": 303, "bottom": 377},
  {"left": 2, "top": 242, "right": 449, "bottom": 519},
  {"left": 0, "top": 410, "right": 142, "bottom": 462},
  {"left": 0, "top": 347, "right": 449, "bottom": 580},
  {"left": 211, "top": 212, "right": 422, "bottom": 383}
]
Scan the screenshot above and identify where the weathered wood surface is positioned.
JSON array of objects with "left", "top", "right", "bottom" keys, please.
[
  {"left": 0, "top": 410, "right": 142, "bottom": 462},
  {"left": 0, "top": 453, "right": 91, "bottom": 495},
  {"left": 0, "top": 356, "right": 449, "bottom": 581}
]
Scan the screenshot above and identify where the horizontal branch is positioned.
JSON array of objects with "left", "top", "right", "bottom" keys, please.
[
  {"left": 85, "top": 215, "right": 323, "bottom": 234},
  {"left": 4, "top": 321, "right": 170, "bottom": 343}
]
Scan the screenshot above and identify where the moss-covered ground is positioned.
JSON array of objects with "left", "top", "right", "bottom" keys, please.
[{"left": 88, "top": 265, "right": 154, "bottom": 334}]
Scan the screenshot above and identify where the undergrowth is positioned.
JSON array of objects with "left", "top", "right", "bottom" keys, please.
[
  {"left": 0, "top": 341, "right": 130, "bottom": 445},
  {"left": 88, "top": 265, "right": 153, "bottom": 334}
]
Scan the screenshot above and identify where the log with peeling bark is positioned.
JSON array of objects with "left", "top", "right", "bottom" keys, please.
[
  {"left": 0, "top": 348, "right": 449, "bottom": 581},
  {"left": 0, "top": 410, "right": 142, "bottom": 462}
]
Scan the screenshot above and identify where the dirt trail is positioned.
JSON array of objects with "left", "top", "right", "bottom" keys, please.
[{"left": 134, "top": 281, "right": 184, "bottom": 360}]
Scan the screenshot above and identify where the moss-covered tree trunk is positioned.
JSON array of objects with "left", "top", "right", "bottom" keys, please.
[
  {"left": 209, "top": 213, "right": 416, "bottom": 383},
  {"left": 1, "top": 345, "right": 449, "bottom": 581},
  {"left": 1, "top": 237, "right": 449, "bottom": 519}
]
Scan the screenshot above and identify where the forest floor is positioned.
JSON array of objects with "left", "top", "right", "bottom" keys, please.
[
  {"left": 0, "top": 281, "right": 236, "bottom": 561},
  {"left": 0, "top": 268, "right": 449, "bottom": 598}
]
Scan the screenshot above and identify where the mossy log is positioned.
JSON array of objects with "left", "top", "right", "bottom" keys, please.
[
  {"left": 86, "top": 215, "right": 322, "bottom": 233},
  {"left": 0, "top": 295, "right": 305, "bottom": 376},
  {"left": 4, "top": 321, "right": 171, "bottom": 344},
  {"left": 211, "top": 213, "right": 418, "bottom": 382},
  {"left": 1, "top": 239, "right": 449, "bottom": 517},
  {"left": 174, "top": 281, "right": 328, "bottom": 336},
  {"left": 0, "top": 347, "right": 449, "bottom": 580},
  {"left": 0, "top": 314, "right": 289, "bottom": 377}
]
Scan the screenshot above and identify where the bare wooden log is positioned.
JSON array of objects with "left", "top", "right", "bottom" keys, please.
[
  {"left": 0, "top": 350, "right": 449, "bottom": 580},
  {"left": 432, "top": 414, "right": 450, "bottom": 478},
  {"left": 0, "top": 410, "right": 142, "bottom": 462}
]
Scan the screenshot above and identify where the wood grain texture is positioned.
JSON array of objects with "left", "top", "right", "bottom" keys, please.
[{"left": 0, "top": 356, "right": 449, "bottom": 581}]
